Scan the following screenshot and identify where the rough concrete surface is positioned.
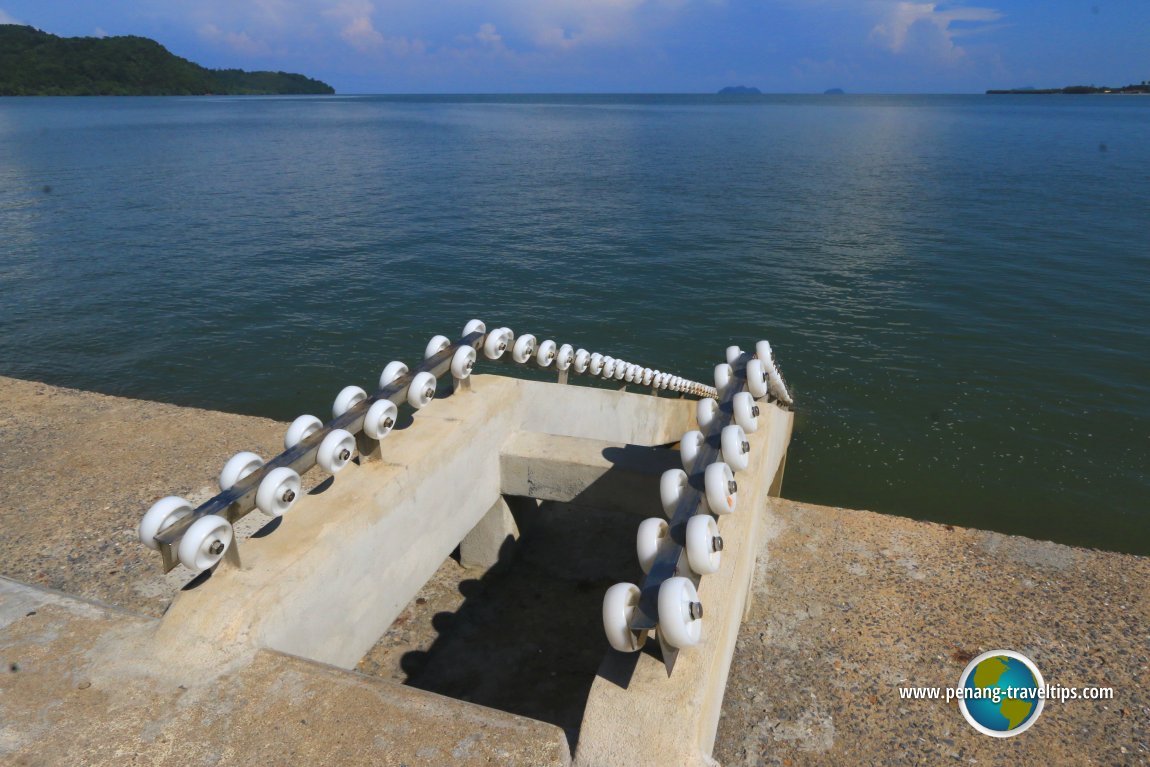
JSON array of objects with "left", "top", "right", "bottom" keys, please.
[{"left": 1, "top": 375, "right": 1148, "bottom": 765}]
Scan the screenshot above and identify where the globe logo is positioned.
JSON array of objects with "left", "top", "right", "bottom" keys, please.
[{"left": 958, "top": 650, "right": 1045, "bottom": 737}]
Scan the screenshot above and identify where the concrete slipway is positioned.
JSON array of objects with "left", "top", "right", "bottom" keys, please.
[{"left": 0, "top": 373, "right": 1146, "bottom": 765}]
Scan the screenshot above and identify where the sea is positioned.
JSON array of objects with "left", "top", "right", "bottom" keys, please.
[{"left": 0, "top": 94, "right": 1146, "bottom": 554}]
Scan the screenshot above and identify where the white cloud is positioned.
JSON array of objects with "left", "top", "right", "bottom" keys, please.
[
  {"left": 324, "top": 0, "right": 384, "bottom": 51},
  {"left": 475, "top": 22, "right": 503, "bottom": 47},
  {"left": 870, "top": 2, "right": 1002, "bottom": 57},
  {"left": 199, "top": 23, "right": 273, "bottom": 56},
  {"left": 0, "top": 8, "right": 23, "bottom": 25}
]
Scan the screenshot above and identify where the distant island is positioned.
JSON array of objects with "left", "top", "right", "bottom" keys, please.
[
  {"left": 824, "top": 88, "right": 845, "bottom": 95},
  {"left": 0, "top": 25, "right": 334, "bottom": 96},
  {"left": 988, "top": 81, "right": 1149, "bottom": 95},
  {"left": 718, "top": 86, "right": 761, "bottom": 95}
]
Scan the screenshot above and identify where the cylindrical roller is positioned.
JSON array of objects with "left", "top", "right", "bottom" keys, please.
[
  {"left": 138, "top": 496, "right": 193, "bottom": 551},
  {"left": 363, "top": 399, "right": 398, "bottom": 440},
  {"left": 379, "top": 361, "right": 409, "bottom": 389},
  {"left": 463, "top": 318, "right": 486, "bottom": 336},
  {"left": 536, "top": 339, "right": 558, "bottom": 367},
  {"left": 642, "top": 368, "right": 654, "bottom": 386},
  {"left": 658, "top": 576, "right": 703, "bottom": 649},
  {"left": 602, "top": 359, "right": 617, "bottom": 379},
  {"left": 686, "top": 514, "right": 722, "bottom": 575},
  {"left": 332, "top": 385, "right": 368, "bottom": 418},
  {"left": 696, "top": 398, "right": 720, "bottom": 434},
  {"left": 589, "top": 353, "right": 604, "bottom": 376},
  {"left": 408, "top": 371, "right": 436, "bottom": 409},
  {"left": 573, "top": 349, "right": 590, "bottom": 373},
  {"left": 424, "top": 334, "right": 450, "bottom": 360},
  {"left": 636, "top": 517, "right": 671, "bottom": 573},
  {"left": 219, "top": 451, "right": 263, "bottom": 491},
  {"left": 512, "top": 334, "right": 537, "bottom": 364},
  {"left": 317, "top": 428, "right": 356, "bottom": 473},
  {"left": 725, "top": 345, "right": 742, "bottom": 365},
  {"left": 680, "top": 430, "right": 705, "bottom": 469},
  {"left": 556, "top": 344, "right": 575, "bottom": 371},
  {"left": 732, "top": 391, "right": 760, "bottom": 433},
  {"left": 177, "top": 515, "right": 233, "bottom": 572},
  {"left": 614, "top": 363, "right": 626, "bottom": 381},
  {"left": 714, "top": 363, "right": 734, "bottom": 397},
  {"left": 603, "top": 583, "right": 646, "bottom": 653},
  {"left": 285, "top": 414, "right": 322, "bottom": 450},
  {"left": 720, "top": 424, "right": 750, "bottom": 472},
  {"left": 451, "top": 346, "right": 477, "bottom": 379},
  {"left": 659, "top": 468, "right": 690, "bottom": 516},
  {"left": 256, "top": 467, "right": 301, "bottom": 517},
  {"left": 483, "top": 331, "right": 509, "bottom": 360},
  {"left": 745, "top": 358, "right": 769, "bottom": 399},
  {"left": 704, "top": 461, "right": 737, "bottom": 515}
]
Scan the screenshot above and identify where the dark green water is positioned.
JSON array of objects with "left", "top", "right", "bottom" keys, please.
[{"left": 1, "top": 94, "right": 1146, "bottom": 553}]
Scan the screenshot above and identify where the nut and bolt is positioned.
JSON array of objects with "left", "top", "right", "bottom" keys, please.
[
  {"left": 282, "top": 489, "right": 296, "bottom": 504},
  {"left": 338, "top": 448, "right": 351, "bottom": 461},
  {"left": 728, "top": 480, "right": 738, "bottom": 494},
  {"left": 689, "top": 601, "right": 704, "bottom": 620},
  {"left": 424, "top": 387, "right": 435, "bottom": 400},
  {"left": 208, "top": 540, "right": 225, "bottom": 556},
  {"left": 712, "top": 536, "right": 724, "bottom": 552},
  {"left": 383, "top": 417, "right": 394, "bottom": 428},
  {"left": 752, "top": 405, "right": 760, "bottom": 417}
]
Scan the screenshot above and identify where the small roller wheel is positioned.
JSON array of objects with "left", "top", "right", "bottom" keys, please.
[
  {"left": 602, "top": 358, "right": 617, "bottom": 379},
  {"left": 686, "top": 514, "right": 722, "bottom": 575},
  {"left": 732, "top": 391, "right": 760, "bottom": 433},
  {"left": 696, "top": 398, "right": 720, "bottom": 434},
  {"left": 332, "top": 385, "right": 368, "bottom": 418},
  {"left": 642, "top": 368, "right": 654, "bottom": 386},
  {"left": 755, "top": 340, "right": 774, "bottom": 365},
  {"left": 680, "top": 430, "right": 705, "bottom": 469},
  {"left": 512, "top": 334, "right": 537, "bottom": 364},
  {"left": 364, "top": 399, "right": 398, "bottom": 440},
  {"left": 714, "top": 363, "right": 734, "bottom": 396},
  {"left": 659, "top": 468, "right": 690, "bottom": 515},
  {"left": 139, "top": 496, "right": 193, "bottom": 551},
  {"left": 256, "top": 467, "right": 302, "bottom": 517},
  {"left": 483, "top": 330, "right": 509, "bottom": 360},
  {"left": 285, "top": 414, "right": 322, "bottom": 450},
  {"left": 658, "top": 576, "right": 703, "bottom": 649},
  {"left": 408, "top": 371, "right": 436, "bottom": 409},
  {"left": 636, "top": 517, "right": 671, "bottom": 573},
  {"left": 721, "top": 424, "right": 750, "bottom": 472},
  {"left": 178, "top": 514, "right": 234, "bottom": 572},
  {"left": 379, "top": 361, "right": 409, "bottom": 389},
  {"left": 536, "top": 339, "right": 558, "bottom": 367},
  {"left": 745, "top": 358, "right": 769, "bottom": 399},
  {"left": 556, "top": 344, "right": 575, "bottom": 371},
  {"left": 463, "top": 318, "right": 486, "bottom": 337},
  {"left": 725, "top": 345, "right": 742, "bottom": 365},
  {"left": 219, "top": 451, "right": 263, "bottom": 491},
  {"left": 603, "top": 583, "right": 645, "bottom": 653},
  {"left": 573, "top": 349, "right": 590, "bottom": 373},
  {"left": 424, "top": 334, "right": 451, "bottom": 360},
  {"left": 317, "top": 428, "right": 356, "bottom": 474},
  {"left": 451, "top": 346, "right": 477, "bottom": 379},
  {"left": 614, "top": 363, "right": 627, "bottom": 381},
  {"left": 704, "top": 461, "right": 738, "bottom": 515},
  {"left": 589, "top": 353, "right": 604, "bottom": 375}
]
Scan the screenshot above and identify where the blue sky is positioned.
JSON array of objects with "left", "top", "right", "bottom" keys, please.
[{"left": 1, "top": 1, "right": 1146, "bottom": 93}]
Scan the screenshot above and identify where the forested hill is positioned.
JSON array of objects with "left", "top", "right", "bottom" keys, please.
[{"left": 0, "top": 25, "right": 334, "bottom": 96}]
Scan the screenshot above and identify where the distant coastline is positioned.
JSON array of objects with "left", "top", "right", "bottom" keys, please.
[
  {"left": 0, "top": 25, "right": 334, "bottom": 96},
  {"left": 988, "top": 81, "right": 1149, "bottom": 95}
]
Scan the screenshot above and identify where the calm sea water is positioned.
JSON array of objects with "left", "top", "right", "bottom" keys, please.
[{"left": 1, "top": 94, "right": 1146, "bottom": 553}]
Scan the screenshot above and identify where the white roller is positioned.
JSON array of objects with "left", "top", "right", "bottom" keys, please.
[
  {"left": 636, "top": 517, "right": 671, "bottom": 573},
  {"left": 256, "top": 467, "right": 301, "bottom": 517},
  {"left": 512, "top": 334, "right": 537, "bottom": 364},
  {"left": 451, "top": 346, "right": 477, "bottom": 379},
  {"left": 755, "top": 340, "right": 774, "bottom": 365},
  {"left": 686, "top": 514, "right": 722, "bottom": 575},
  {"left": 463, "top": 318, "right": 486, "bottom": 336},
  {"left": 363, "top": 399, "right": 398, "bottom": 440},
  {"left": 284, "top": 414, "right": 322, "bottom": 450},
  {"left": 219, "top": 451, "right": 263, "bottom": 492},
  {"left": 317, "top": 428, "right": 356, "bottom": 474},
  {"left": 614, "top": 363, "right": 627, "bottom": 381},
  {"left": 680, "top": 430, "right": 705, "bottom": 469},
  {"left": 602, "top": 359, "right": 617, "bottom": 379},
  {"left": 573, "top": 349, "right": 590, "bottom": 373},
  {"left": 379, "top": 361, "right": 409, "bottom": 389},
  {"left": 658, "top": 576, "right": 703, "bottom": 649},
  {"left": 483, "top": 331, "right": 509, "bottom": 360},
  {"left": 725, "top": 345, "right": 742, "bottom": 365},
  {"left": 745, "top": 358, "right": 769, "bottom": 399},
  {"left": 138, "top": 496, "right": 193, "bottom": 551},
  {"left": 588, "top": 353, "right": 604, "bottom": 375},
  {"left": 556, "top": 344, "right": 575, "bottom": 371},
  {"left": 659, "top": 468, "right": 690, "bottom": 516},
  {"left": 603, "top": 583, "right": 645, "bottom": 653},
  {"left": 332, "top": 385, "right": 368, "bottom": 418},
  {"left": 696, "top": 398, "right": 720, "bottom": 434},
  {"left": 536, "top": 339, "right": 558, "bottom": 367},
  {"left": 704, "top": 461, "right": 737, "bottom": 515},
  {"left": 732, "top": 391, "right": 760, "bottom": 433},
  {"left": 642, "top": 368, "right": 654, "bottom": 386},
  {"left": 720, "top": 424, "right": 750, "bottom": 472},
  {"left": 714, "top": 363, "right": 734, "bottom": 397},
  {"left": 177, "top": 514, "right": 233, "bottom": 572},
  {"left": 407, "top": 371, "right": 436, "bottom": 409},
  {"left": 424, "top": 334, "right": 451, "bottom": 360}
]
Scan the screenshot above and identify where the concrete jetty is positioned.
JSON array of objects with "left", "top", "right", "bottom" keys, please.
[{"left": 0, "top": 374, "right": 1146, "bottom": 765}]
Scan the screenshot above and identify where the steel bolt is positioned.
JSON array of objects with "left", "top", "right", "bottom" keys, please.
[
  {"left": 208, "top": 540, "right": 225, "bottom": 556},
  {"left": 282, "top": 489, "right": 296, "bottom": 504},
  {"left": 728, "top": 480, "right": 738, "bottom": 494},
  {"left": 689, "top": 601, "right": 704, "bottom": 620},
  {"left": 383, "top": 417, "right": 394, "bottom": 428},
  {"left": 712, "top": 536, "right": 724, "bottom": 552},
  {"left": 742, "top": 441, "right": 750, "bottom": 454},
  {"left": 424, "top": 387, "right": 435, "bottom": 400},
  {"left": 338, "top": 448, "right": 351, "bottom": 461},
  {"left": 752, "top": 405, "right": 760, "bottom": 417}
]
